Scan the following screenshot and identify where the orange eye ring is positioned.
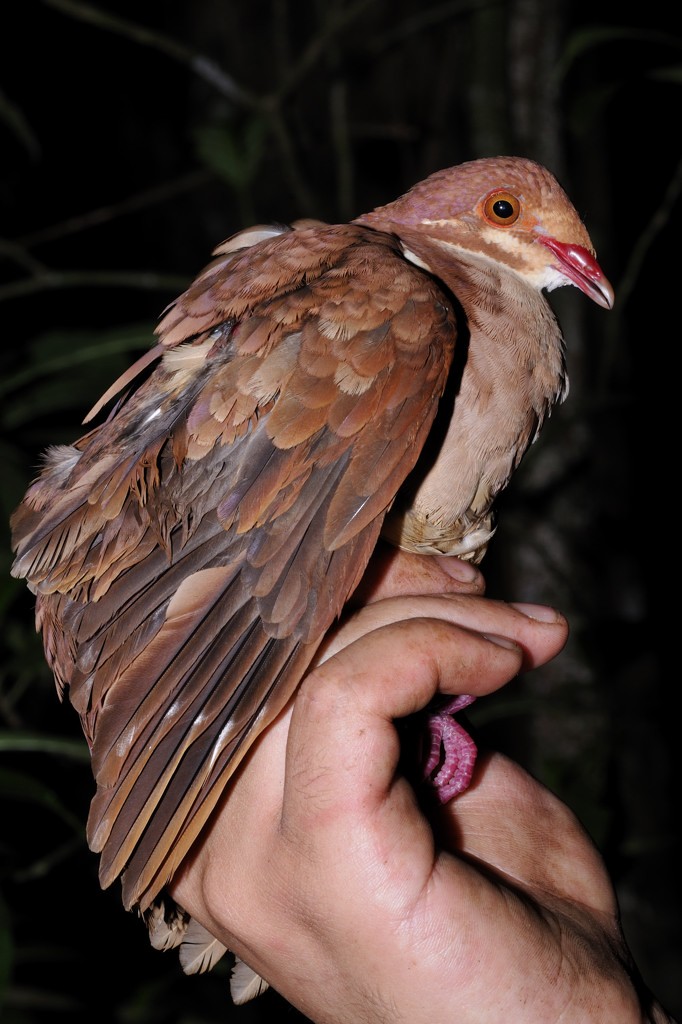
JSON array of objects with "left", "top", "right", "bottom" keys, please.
[{"left": 482, "top": 190, "right": 521, "bottom": 226}]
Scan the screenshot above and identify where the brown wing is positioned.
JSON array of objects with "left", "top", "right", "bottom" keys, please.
[{"left": 10, "top": 221, "right": 456, "bottom": 911}]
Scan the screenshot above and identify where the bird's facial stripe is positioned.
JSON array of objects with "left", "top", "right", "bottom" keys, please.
[
  {"left": 421, "top": 219, "right": 524, "bottom": 256},
  {"left": 422, "top": 230, "right": 553, "bottom": 289}
]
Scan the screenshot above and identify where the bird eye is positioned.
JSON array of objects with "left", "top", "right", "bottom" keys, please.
[{"left": 482, "top": 190, "right": 521, "bottom": 226}]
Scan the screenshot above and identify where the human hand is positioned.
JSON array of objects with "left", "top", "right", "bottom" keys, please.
[{"left": 170, "top": 548, "right": 672, "bottom": 1024}]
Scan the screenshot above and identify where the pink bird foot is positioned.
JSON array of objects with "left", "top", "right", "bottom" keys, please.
[{"left": 423, "top": 694, "right": 477, "bottom": 801}]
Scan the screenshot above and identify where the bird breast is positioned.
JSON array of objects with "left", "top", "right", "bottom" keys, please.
[{"left": 383, "top": 251, "right": 568, "bottom": 560}]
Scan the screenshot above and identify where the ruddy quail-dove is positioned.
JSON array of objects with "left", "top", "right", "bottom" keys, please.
[{"left": 10, "top": 155, "right": 613, "bottom": 1002}]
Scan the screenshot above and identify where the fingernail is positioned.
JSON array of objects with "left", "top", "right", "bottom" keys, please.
[
  {"left": 509, "top": 602, "right": 560, "bottom": 623},
  {"left": 482, "top": 632, "right": 520, "bottom": 650},
  {"left": 437, "top": 556, "right": 480, "bottom": 583}
]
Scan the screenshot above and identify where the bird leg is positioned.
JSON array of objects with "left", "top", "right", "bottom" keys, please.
[{"left": 422, "top": 694, "right": 477, "bottom": 801}]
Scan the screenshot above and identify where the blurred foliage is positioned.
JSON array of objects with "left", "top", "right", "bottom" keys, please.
[{"left": 1, "top": 1, "right": 680, "bottom": 1021}]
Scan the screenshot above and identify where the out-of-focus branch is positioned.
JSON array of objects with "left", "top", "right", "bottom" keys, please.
[
  {"left": 13, "top": 170, "right": 213, "bottom": 251},
  {"left": 601, "top": 151, "right": 682, "bottom": 388},
  {"left": 0, "top": 270, "right": 189, "bottom": 305},
  {"left": 43, "top": 0, "right": 260, "bottom": 107},
  {"left": 616, "top": 151, "right": 682, "bottom": 312},
  {"left": 266, "top": 0, "right": 378, "bottom": 105}
]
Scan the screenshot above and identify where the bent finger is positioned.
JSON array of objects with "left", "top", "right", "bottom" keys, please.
[
  {"left": 285, "top": 616, "right": 526, "bottom": 827},
  {"left": 316, "top": 592, "right": 568, "bottom": 672}
]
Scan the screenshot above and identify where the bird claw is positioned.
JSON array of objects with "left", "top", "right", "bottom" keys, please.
[{"left": 423, "top": 694, "right": 477, "bottom": 802}]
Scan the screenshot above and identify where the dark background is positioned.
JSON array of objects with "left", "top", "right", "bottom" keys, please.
[{"left": 1, "top": 1, "right": 679, "bottom": 1021}]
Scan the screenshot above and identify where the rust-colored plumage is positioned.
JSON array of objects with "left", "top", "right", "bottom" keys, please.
[{"left": 10, "top": 156, "right": 613, "bottom": 998}]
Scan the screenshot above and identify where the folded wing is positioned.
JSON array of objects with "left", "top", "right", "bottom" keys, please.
[{"left": 10, "top": 221, "right": 456, "bottom": 911}]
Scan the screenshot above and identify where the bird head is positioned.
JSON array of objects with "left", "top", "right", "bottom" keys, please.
[{"left": 355, "top": 156, "right": 614, "bottom": 310}]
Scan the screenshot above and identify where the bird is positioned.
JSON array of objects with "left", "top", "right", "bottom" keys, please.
[{"left": 10, "top": 155, "right": 613, "bottom": 1003}]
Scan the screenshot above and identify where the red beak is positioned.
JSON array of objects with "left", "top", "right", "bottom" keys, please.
[{"left": 539, "top": 237, "right": 615, "bottom": 310}]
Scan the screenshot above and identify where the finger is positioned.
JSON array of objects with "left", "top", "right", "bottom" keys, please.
[
  {"left": 285, "top": 616, "right": 526, "bottom": 824},
  {"left": 316, "top": 592, "right": 568, "bottom": 672},
  {"left": 349, "top": 541, "right": 486, "bottom": 607}
]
